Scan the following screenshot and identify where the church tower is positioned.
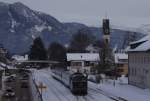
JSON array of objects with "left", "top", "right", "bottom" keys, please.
[
  {"left": 102, "top": 19, "right": 110, "bottom": 46},
  {"left": 97, "top": 18, "right": 115, "bottom": 74}
]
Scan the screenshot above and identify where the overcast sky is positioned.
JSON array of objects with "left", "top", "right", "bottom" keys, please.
[{"left": 1, "top": 0, "right": 150, "bottom": 28}]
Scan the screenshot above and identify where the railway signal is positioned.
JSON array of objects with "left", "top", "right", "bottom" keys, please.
[{"left": 38, "top": 82, "right": 47, "bottom": 95}]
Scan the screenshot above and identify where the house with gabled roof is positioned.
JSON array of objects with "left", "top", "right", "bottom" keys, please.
[
  {"left": 128, "top": 34, "right": 150, "bottom": 89},
  {"left": 67, "top": 53, "right": 100, "bottom": 73},
  {"left": 115, "top": 52, "right": 128, "bottom": 76}
]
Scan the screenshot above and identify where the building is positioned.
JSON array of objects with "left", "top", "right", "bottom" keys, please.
[
  {"left": 115, "top": 52, "right": 128, "bottom": 76},
  {"left": 86, "top": 44, "right": 99, "bottom": 53},
  {"left": 100, "top": 18, "right": 115, "bottom": 71},
  {"left": 128, "top": 34, "right": 150, "bottom": 89},
  {"left": 103, "top": 19, "right": 110, "bottom": 45},
  {"left": 0, "top": 44, "right": 7, "bottom": 58},
  {"left": 67, "top": 53, "right": 100, "bottom": 73}
]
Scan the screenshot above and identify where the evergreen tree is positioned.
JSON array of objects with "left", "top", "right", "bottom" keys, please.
[
  {"left": 29, "top": 37, "right": 47, "bottom": 60},
  {"left": 48, "top": 42, "right": 66, "bottom": 62},
  {"left": 48, "top": 42, "right": 67, "bottom": 68},
  {"left": 68, "top": 28, "right": 95, "bottom": 52},
  {"left": 93, "top": 42, "right": 115, "bottom": 75}
]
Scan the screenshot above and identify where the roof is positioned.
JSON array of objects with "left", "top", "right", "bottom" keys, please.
[
  {"left": 128, "top": 34, "right": 150, "bottom": 52},
  {"left": 67, "top": 53, "right": 100, "bottom": 61},
  {"left": 130, "top": 35, "right": 150, "bottom": 44},
  {"left": 115, "top": 53, "right": 128, "bottom": 63},
  {"left": 12, "top": 55, "right": 28, "bottom": 61},
  {"left": 0, "top": 62, "right": 5, "bottom": 70}
]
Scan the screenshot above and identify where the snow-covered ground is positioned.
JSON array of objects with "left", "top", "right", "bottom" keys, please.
[
  {"left": 32, "top": 69, "right": 150, "bottom": 101},
  {"left": 32, "top": 69, "right": 113, "bottom": 101},
  {"left": 89, "top": 77, "right": 150, "bottom": 101}
]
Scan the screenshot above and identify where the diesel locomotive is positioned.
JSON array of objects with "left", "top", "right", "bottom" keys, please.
[{"left": 52, "top": 69, "right": 88, "bottom": 95}]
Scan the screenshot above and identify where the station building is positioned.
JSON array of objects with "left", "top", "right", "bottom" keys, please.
[{"left": 67, "top": 53, "right": 100, "bottom": 73}]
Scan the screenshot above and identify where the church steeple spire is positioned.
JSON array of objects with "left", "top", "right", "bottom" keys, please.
[{"left": 102, "top": 18, "right": 110, "bottom": 46}]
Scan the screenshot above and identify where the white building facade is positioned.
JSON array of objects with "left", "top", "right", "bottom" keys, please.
[
  {"left": 128, "top": 35, "right": 150, "bottom": 89},
  {"left": 67, "top": 53, "right": 100, "bottom": 73},
  {"left": 115, "top": 53, "right": 128, "bottom": 76}
]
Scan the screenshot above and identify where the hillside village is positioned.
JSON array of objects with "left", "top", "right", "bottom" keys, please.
[{"left": 0, "top": 1, "right": 150, "bottom": 101}]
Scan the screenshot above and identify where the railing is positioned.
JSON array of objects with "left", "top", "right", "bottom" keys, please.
[{"left": 29, "top": 73, "right": 43, "bottom": 101}]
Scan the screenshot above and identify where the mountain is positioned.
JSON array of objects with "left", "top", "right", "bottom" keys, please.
[
  {"left": 136, "top": 24, "right": 150, "bottom": 35},
  {"left": 0, "top": 2, "right": 144, "bottom": 54}
]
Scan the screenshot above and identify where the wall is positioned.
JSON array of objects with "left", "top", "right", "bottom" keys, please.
[{"left": 128, "top": 52, "right": 150, "bottom": 89}]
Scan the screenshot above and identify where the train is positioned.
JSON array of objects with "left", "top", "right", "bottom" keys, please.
[{"left": 51, "top": 69, "right": 88, "bottom": 95}]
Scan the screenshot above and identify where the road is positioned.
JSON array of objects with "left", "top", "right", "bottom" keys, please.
[{"left": 1, "top": 70, "right": 32, "bottom": 101}]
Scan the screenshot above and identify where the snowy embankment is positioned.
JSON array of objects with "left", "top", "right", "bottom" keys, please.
[
  {"left": 89, "top": 77, "right": 150, "bottom": 101},
  {"left": 32, "top": 69, "right": 113, "bottom": 101}
]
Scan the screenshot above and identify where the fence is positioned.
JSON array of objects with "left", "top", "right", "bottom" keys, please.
[{"left": 29, "top": 73, "right": 43, "bottom": 101}]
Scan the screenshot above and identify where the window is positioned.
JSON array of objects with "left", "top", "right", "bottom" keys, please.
[
  {"left": 71, "top": 62, "right": 82, "bottom": 66},
  {"left": 117, "top": 64, "right": 124, "bottom": 67},
  {"left": 67, "top": 61, "right": 71, "bottom": 66},
  {"left": 145, "top": 70, "right": 149, "bottom": 74},
  {"left": 135, "top": 68, "right": 136, "bottom": 76},
  {"left": 85, "top": 61, "right": 90, "bottom": 66},
  {"left": 119, "top": 59, "right": 128, "bottom": 63},
  {"left": 117, "top": 69, "right": 124, "bottom": 72}
]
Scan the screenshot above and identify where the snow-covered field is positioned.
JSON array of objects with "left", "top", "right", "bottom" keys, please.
[{"left": 32, "top": 69, "right": 150, "bottom": 101}]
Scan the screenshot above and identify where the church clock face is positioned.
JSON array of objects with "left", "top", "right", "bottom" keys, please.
[
  {"left": 103, "top": 19, "right": 110, "bottom": 35},
  {"left": 105, "top": 29, "right": 109, "bottom": 34}
]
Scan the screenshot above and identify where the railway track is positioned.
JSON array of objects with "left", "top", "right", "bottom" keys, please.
[
  {"left": 75, "top": 93, "right": 102, "bottom": 101},
  {"left": 35, "top": 70, "right": 128, "bottom": 101},
  {"left": 75, "top": 96, "right": 89, "bottom": 101},
  {"left": 44, "top": 75, "right": 72, "bottom": 101},
  {"left": 52, "top": 74, "right": 124, "bottom": 101},
  {"left": 89, "top": 87, "right": 128, "bottom": 101}
]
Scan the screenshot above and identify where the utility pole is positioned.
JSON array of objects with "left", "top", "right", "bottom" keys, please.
[{"left": 38, "top": 82, "right": 47, "bottom": 95}]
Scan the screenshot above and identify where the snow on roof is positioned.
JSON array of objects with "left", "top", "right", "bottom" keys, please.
[
  {"left": 0, "top": 62, "right": 6, "bottom": 67},
  {"left": 132, "top": 40, "right": 150, "bottom": 51},
  {"left": 130, "top": 34, "right": 150, "bottom": 44},
  {"left": 67, "top": 53, "right": 100, "bottom": 61},
  {"left": 129, "top": 34, "right": 150, "bottom": 52},
  {"left": 0, "top": 62, "right": 6, "bottom": 70},
  {"left": 12, "top": 55, "right": 28, "bottom": 61},
  {"left": 115, "top": 53, "right": 128, "bottom": 63}
]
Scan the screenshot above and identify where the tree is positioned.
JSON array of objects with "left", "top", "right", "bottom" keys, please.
[
  {"left": 48, "top": 42, "right": 67, "bottom": 68},
  {"left": 68, "top": 28, "right": 95, "bottom": 53},
  {"left": 122, "top": 31, "right": 139, "bottom": 49},
  {"left": 93, "top": 40, "right": 104, "bottom": 48},
  {"left": 92, "top": 41, "right": 115, "bottom": 75},
  {"left": 29, "top": 37, "right": 47, "bottom": 60}
]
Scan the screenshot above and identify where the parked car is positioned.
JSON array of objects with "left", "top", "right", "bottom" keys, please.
[
  {"left": 5, "top": 76, "right": 15, "bottom": 83},
  {"left": 3, "top": 88, "right": 15, "bottom": 97}
]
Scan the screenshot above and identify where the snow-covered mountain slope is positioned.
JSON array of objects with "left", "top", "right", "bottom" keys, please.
[{"left": 0, "top": 2, "right": 144, "bottom": 54}]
